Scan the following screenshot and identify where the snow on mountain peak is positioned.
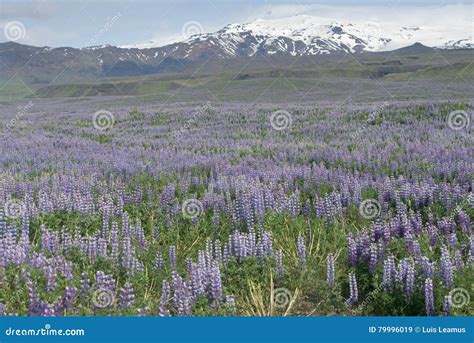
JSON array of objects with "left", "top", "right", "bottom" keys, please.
[{"left": 119, "top": 14, "right": 473, "bottom": 56}]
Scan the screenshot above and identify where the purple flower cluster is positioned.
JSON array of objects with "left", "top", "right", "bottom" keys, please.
[
  {"left": 118, "top": 283, "right": 135, "bottom": 308},
  {"left": 297, "top": 236, "right": 306, "bottom": 267},
  {"left": 424, "top": 278, "right": 435, "bottom": 316},
  {"left": 326, "top": 254, "right": 335, "bottom": 287},
  {"left": 0, "top": 101, "right": 472, "bottom": 316},
  {"left": 345, "top": 272, "right": 358, "bottom": 305}
]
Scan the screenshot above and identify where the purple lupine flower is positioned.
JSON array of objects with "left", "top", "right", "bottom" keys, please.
[
  {"left": 440, "top": 246, "right": 453, "bottom": 288},
  {"left": 44, "top": 265, "right": 57, "bottom": 292},
  {"left": 238, "top": 234, "right": 247, "bottom": 261},
  {"left": 397, "top": 258, "right": 408, "bottom": 283},
  {"left": 262, "top": 232, "right": 273, "bottom": 256},
  {"left": 420, "top": 256, "right": 434, "bottom": 278},
  {"left": 382, "top": 255, "right": 395, "bottom": 289},
  {"left": 297, "top": 235, "right": 306, "bottom": 267},
  {"left": 368, "top": 243, "right": 378, "bottom": 273},
  {"left": 110, "top": 222, "right": 119, "bottom": 261},
  {"left": 159, "top": 280, "right": 171, "bottom": 316},
  {"left": 95, "top": 271, "right": 115, "bottom": 292},
  {"left": 326, "top": 253, "right": 335, "bottom": 287},
  {"left": 41, "top": 303, "right": 56, "bottom": 316},
  {"left": 26, "top": 277, "right": 41, "bottom": 316},
  {"left": 185, "top": 258, "right": 193, "bottom": 276},
  {"left": 426, "top": 224, "right": 438, "bottom": 245},
  {"left": 189, "top": 262, "right": 204, "bottom": 301},
  {"left": 348, "top": 234, "right": 357, "bottom": 267},
  {"left": 213, "top": 205, "right": 220, "bottom": 226},
  {"left": 214, "top": 240, "right": 222, "bottom": 264},
  {"left": 230, "top": 231, "right": 239, "bottom": 257},
  {"left": 118, "top": 283, "right": 135, "bottom": 308},
  {"left": 302, "top": 199, "right": 311, "bottom": 219},
  {"left": 454, "top": 250, "right": 464, "bottom": 270},
  {"left": 377, "top": 241, "right": 385, "bottom": 264},
  {"left": 424, "top": 278, "right": 435, "bottom": 316},
  {"left": 210, "top": 261, "right": 223, "bottom": 306},
  {"left": 155, "top": 250, "right": 164, "bottom": 270},
  {"left": 455, "top": 208, "right": 470, "bottom": 233},
  {"left": 205, "top": 239, "right": 213, "bottom": 268},
  {"left": 469, "top": 236, "right": 474, "bottom": 265},
  {"left": 79, "top": 273, "right": 91, "bottom": 301},
  {"left": 405, "top": 261, "right": 415, "bottom": 295},
  {"left": 442, "top": 295, "right": 451, "bottom": 316},
  {"left": 412, "top": 241, "right": 421, "bottom": 259},
  {"left": 275, "top": 250, "right": 284, "bottom": 277},
  {"left": 197, "top": 250, "right": 207, "bottom": 278},
  {"left": 60, "top": 260, "right": 74, "bottom": 281},
  {"left": 63, "top": 285, "right": 78, "bottom": 310},
  {"left": 382, "top": 222, "right": 391, "bottom": 242},
  {"left": 121, "top": 236, "right": 133, "bottom": 271},
  {"left": 405, "top": 231, "right": 414, "bottom": 253},
  {"left": 355, "top": 232, "right": 369, "bottom": 260},
  {"left": 447, "top": 232, "right": 458, "bottom": 249},
  {"left": 169, "top": 245, "right": 177, "bottom": 270},
  {"left": 393, "top": 259, "right": 401, "bottom": 286},
  {"left": 345, "top": 271, "right": 358, "bottom": 305},
  {"left": 171, "top": 271, "right": 192, "bottom": 316}
]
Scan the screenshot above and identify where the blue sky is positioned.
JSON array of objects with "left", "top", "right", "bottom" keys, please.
[{"left": 0, "top": 0, "right": 472, "bottom": 47}]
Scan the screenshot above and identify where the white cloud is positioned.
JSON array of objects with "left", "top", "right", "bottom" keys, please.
[
  {"left": 0, "top": 0, "right": 57, "bottom": 20},
  {"left": 247, "top": 2, "right": 472, "bottom": 28},
  {"left": 0, "top": 20, "right": 79, "bottom": 46}
]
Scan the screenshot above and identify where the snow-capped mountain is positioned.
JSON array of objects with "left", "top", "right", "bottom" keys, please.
[
  {"left": 1, "top": 14, "right": 472, "bottom": 85},
  {"left": 121, "top": 14, "right": 473, "bottom": 56}
]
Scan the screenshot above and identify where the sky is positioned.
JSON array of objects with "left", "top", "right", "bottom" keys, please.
[{"left": 0, "top": 0, "right": 472, "bottom": 48}]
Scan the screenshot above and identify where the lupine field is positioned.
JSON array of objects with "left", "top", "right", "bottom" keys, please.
[{"left": 0, "top": 99, "right": 472, "bottom": 317}]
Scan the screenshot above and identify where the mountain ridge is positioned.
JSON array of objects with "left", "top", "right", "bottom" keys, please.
[
  {"left": 0, "top": 14, "right": 472, "bottom": 87},
  {"left": 120, "top": 14, "right": 473, "bottom": 53}
]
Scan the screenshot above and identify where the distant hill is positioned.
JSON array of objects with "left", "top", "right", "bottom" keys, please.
[
  {"left": 1, "top": 13, "right": 472, "bottom": 87},
  {"left": 392, "top": 42, "right": 435, "bottom": 54},
  {"left": 1, "top": 13, "right": 473, "bottom": 102}
]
